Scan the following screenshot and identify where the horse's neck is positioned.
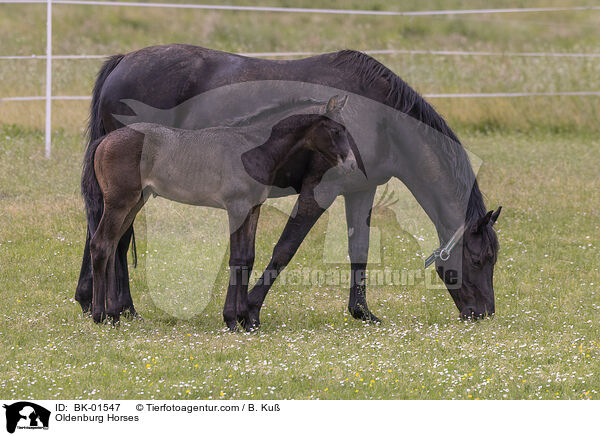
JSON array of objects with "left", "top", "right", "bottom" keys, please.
[{"left": 391, "top": 138, "right": 474, "bottom": 243}]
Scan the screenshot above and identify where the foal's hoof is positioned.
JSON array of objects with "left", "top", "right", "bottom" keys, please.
[
  {"left": 237, "top": 314, "right": 255, "bottom": 332},
  {"left": 247, "top": 307, "right": 261, "bottom": 331}
]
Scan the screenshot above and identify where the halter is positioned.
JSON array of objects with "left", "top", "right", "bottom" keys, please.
[{"left": 424, "top": 225, "right": 466, "bottom": 269}]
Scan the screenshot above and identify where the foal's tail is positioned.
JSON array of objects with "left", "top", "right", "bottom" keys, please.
[
  {"left": 82, "top": 53, "right": 137, "bottom": 265},
  {"left": 81, "top": 136, "right": 105, "bottom": 237}
]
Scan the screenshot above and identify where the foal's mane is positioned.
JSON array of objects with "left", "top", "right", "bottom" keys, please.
[
  {"left": 333, "top": 50, "right": 489, "bottom": 230},
  {"left": 225, "top": 97, "right": 324, "bottom": 127}
]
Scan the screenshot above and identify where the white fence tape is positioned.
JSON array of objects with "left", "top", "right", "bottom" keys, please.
[
  {"left": 2, "top": 0, "right": 600, "bottom": 15},
  {"left": 3, "top": 49, "right": 600, "bottom": 60}
]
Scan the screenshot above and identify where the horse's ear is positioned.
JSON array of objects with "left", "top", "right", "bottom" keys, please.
[
  {"left": 326, "top": 95, "right": 348, "bottom": 114},
  {"left": 474, "top": 210, "right": 494, "bottom": 232},
  {"left": 491, "top": 206, "right": 502, "bottom": 225}
]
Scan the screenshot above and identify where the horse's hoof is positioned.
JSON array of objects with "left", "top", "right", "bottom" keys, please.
[
  {"left": 349, "top": 306, "right": 382, "bottom": 324},
  {"left": 225, "top": 320, "right": 238, "bottom": 332},
  {"left": 92, "top": 310, "right": 106, "bottom": 324},
  {"left": 241, "top": 319, "right": 258, "bottom": 332},
  {"left": 107, "top": 312, "right": 121, "bottom": 325},
  {"left": 121, "top": 306, "right": 138, "bottom": 321},
  {"left": 365, "top": 312, "right": 382, "bottom": 324}
]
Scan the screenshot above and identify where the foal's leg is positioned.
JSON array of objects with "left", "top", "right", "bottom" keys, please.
[
  {"left": 90, "top": 197, "right": 143, "bottom": 323},
  {"left": 223, "top": 205, "right": 261, "bottom": 332},
  {"left": 90, "top": 213, "right": 123, "bottom": 323},
  {"left": 76, "top": 224, "right": 134, "bottom": 315},
  {"left": 247, "top": 190, "right": 326, "bottom": 328},
  {"left": 344, "top": 189, "right": 381, "bottom": 323}
]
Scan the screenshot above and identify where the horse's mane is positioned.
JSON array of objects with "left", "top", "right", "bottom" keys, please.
[
  {"left": 333, "top": 50, "right": 488, "bottom": 228},
  {"left": 225, "top": 97, "right": 324, "bottom": 127}
]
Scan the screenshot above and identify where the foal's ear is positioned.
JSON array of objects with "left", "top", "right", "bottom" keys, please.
[{"left": 326, "top": 95, "right": 348, "bottom": 114}]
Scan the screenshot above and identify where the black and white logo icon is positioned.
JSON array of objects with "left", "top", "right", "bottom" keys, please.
[{"left": 3, "top": 402, "right": 50, "bottom": 434}]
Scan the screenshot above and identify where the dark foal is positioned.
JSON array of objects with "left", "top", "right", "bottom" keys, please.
[{"left": 85, "top": 96, "right": 357, "bottom": 330}]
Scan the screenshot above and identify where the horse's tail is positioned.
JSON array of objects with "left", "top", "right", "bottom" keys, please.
[
  {"left": 85, "top": 54, "right": 124, "bottom": 151},
  {"left": 81, "top": 54, "right": 138, "bottom": 264}
]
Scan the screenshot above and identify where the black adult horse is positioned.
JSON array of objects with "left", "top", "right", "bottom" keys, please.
[{"left": 77, "top": 44, "right": 501, "bottom": 327}]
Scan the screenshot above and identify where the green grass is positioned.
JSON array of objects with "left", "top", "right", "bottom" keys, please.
[{"left": 1, "top": 0, "right": 599, "bottom": 400}]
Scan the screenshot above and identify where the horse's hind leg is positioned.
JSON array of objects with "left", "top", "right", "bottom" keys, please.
[
  {"left": 344, "top": 189, "right": 381, "bottom": 323},
  {"left": 75, "top": 230, "right": 93, "bottom": 313}
]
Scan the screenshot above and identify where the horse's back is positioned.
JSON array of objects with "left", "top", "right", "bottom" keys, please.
[{"left": 97, "top": 44, "right": 355, "bottom": 132}]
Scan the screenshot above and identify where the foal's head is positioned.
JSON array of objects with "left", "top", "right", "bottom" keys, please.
[{"left": 297, "top": 95, "right": 358, "bottom": 173}]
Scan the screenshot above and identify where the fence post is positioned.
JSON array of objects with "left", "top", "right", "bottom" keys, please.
[{"left": 45, "top": 0, "right": 52, "bottom": 158}]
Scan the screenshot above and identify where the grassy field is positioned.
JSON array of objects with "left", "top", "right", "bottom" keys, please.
[{"left": 1, "top": 0, "right": 599, "bottom": 400}]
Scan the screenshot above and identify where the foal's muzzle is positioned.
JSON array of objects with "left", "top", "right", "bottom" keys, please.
[{"left": 338, "top": 153, "right": 358, "bottom": 174}]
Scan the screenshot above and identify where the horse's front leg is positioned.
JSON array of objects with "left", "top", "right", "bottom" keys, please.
[
  {"left": 344, "top": 189, "right": 381, "bottom": 323},
  {"left": 223, "top": 205, "right": 261, "bottom": 332},
  {"left": 247, "top": 188, "right": 327, "bottom": 328}
]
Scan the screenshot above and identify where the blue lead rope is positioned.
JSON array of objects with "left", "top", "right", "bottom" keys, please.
[{"left": 424, "top": 225, "right": 466, "bottom": 269}]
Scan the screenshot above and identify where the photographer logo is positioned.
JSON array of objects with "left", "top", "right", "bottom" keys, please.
[{"left": 2, "top": 402, "right": 50, "bottom": 433}]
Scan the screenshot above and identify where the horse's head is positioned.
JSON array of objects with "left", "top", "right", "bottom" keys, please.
[
  {"left": 436, "top": 207, "right": 501, "bottom": 319},
  {"left": 301, "top": 95, "right": 357, "bottom": 173}
]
